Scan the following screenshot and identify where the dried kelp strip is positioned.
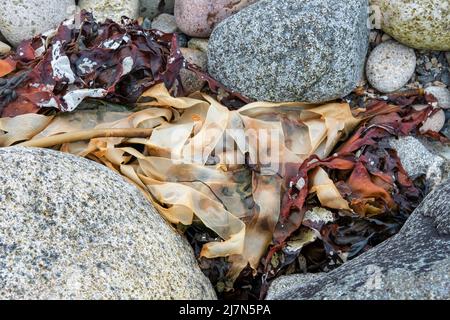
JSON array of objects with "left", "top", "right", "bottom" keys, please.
[{"left": 0, "top": 11, "right": 248, "bottom": 117}]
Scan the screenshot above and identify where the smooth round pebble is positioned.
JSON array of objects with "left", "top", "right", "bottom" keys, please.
[
  {"left": 140, "top": 0, "right": 175, "bottom": 19},
  {"left": 175, "top": 0, "right": 257, "bottom": 38},
  {"left": 366, "top": 40, "right": 416, "bottom": 93},
  {"left": 179, "top": 48, "right": 207, "bottom": 94},
  {"left": 425, "top": 86, "right": 450, "bottom": 109},
  {"left": 420, "top": 109, "right": 446, "bottom": 133},
  {"left": 0, "top": 41, "right": 11, "bottom": 54},
  {"left": 0, "top": 0, "right": 74, "bottom": 46},
  {"left": 151, "top": 14, "right": 178, "bottom": 33},
  {"left": 188, "top": 38, "right": 209, "bottom": 53},
  {"left": 373, "top": 0, "right": 450, "bottom": 51}
]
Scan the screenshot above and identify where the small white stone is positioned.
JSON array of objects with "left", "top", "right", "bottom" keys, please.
[
  {"left": 420, "top": 109, "right": 446, "bottom": 133},
  {"left": 0, "top": 41, "right": 10, "bottom": 54},
  {"left": 366, "top": 40, "right": 416, "bottom": 93},
  {"left": 425, "top": 86, "right": 450, "bottom": 109},
  {"left": 179, "top": 48, "right": 207, "bottom": 94}
]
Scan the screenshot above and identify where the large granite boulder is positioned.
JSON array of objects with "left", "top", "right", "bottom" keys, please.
[
  {"left": 0, "top": 147, "right": 216, "bottom": 300},
  {"left": 208, "top": 0, "right": 369, "bottom": 103},
  {"left": 268, "top": 179, "right": 450, "bottom": 300},
  {"left": 371, "top": 0, "right": 450, "bottom": 51}
]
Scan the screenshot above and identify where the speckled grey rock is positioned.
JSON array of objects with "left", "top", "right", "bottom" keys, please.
[
  {"left": 371, "top": 0, "right": 450, "bottom": 51},
  {"left": 425, "top": 86, "right": 450, "bottom": 109},
  {"left": 140, "top": 0, "right": 174, "bottom": 19},
  {"left": 366, "top": 40, "right": 416, "bottom": 93},
  {"left": 180, "top": 48, "right": 207, "bottom": 94},
  {"left": 268, "top": 179, "right": 450, "bottom": 300},
  {"left": 208, "top": 0, "right": 369, "bottom": 103},
  {"left": 79, "top": 0, "right": 139, "bottom": 22},
  {"left": 266, "top": 273, "right": 322, "bottom": 300},
  {"left": 0, "top": 0, "right": 74, "bottom": 46},
  {"left": 151, "top": 14, "right": 178, "bottom": 33},
  {"left": 0, "top": 147, "right": 216, "bottom": 300},
  {"left": 388, "top": 136, "right": 449, "bottom": 190}
]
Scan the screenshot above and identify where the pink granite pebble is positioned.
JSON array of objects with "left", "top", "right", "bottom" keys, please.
[{"left": 174, "top": 0, "right": 258, "bottom": 38}]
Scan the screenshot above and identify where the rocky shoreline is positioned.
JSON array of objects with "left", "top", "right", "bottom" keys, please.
[{"left": 0, "top": 0, "right": 449, "bottom": 300}]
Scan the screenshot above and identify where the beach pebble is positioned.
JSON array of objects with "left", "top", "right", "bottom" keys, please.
[
  {"left": 425, "top": 86, "right": 450, "bottom": 109},
  {"left": 174, "top": 0, "right": 258, "bottom": 38},
  {"left": 0, "top": 41, "right": 11, "bottom": 54},
  {"left": 179, "top": 48, "right": 207, "bottom": 94},
  {"left": 366, "top": 40, "right": 416, "bottom": 93},
  {"left": 0, "top": 0, "right": 74, "bottom": 46},
  {"left": 420, "top": 109, "right": 446, "bottom": 133},
  {"left": 79, "top": 0, "right": 139, "bottom": 22},
  {"left": 372, "top": 0, "right": 450, "bottom": 51},
  {"left": 151, "top": 13, "right": 178, "bottom": 33},
  {"left": 140, "top": 0, "right": 175, "bottom": 19},
  {"left": 188, "top": 38, "right": 209, "bottom": 53}
]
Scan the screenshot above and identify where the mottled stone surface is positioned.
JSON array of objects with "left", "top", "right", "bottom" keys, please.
[
  {"left": 0, "top": 0, "right": 74, "bottom": 46},
  {"left": 0, "top": 147, "right": 216, "bottom": 300},
  {"left": 175, "top": 0, "right": 258, "bottom": 38},
  {"left": 188, "top": 38, "right": 209, "bottom": 53},
  {"left": 140, "top": 0, "right": 175, "bottom": 19},
  {"left": 79, "top": 0, "right": 139, "bottom": 22},
  {"left": 268, "top": 179, "right": 450, "bottom": 300},
  {"left": 180, "top": 48, "right": 207, "bottom": 94},
  {"left": 208, "top": 0, "right": 369, "bottom": 103},
  {"left": 425, "top": 86, "right": 450, "bottom": 109},
  {"left": 366, "top": 40, "right": 416, "bottom": 93},
  {"left": 371, "top": 0, "right": 450, "bottom": 51},
  {"left": 388, "top": 136, "right": 449, "bottom": 189},
  {"left": 151, "top": 13, "right": 178, "bottom": 33},
  {"left": 420, "top": 109, "right": 446, "bottom": 134},
  {"left": 266, "top": 273, "right": 322, "bottom": 300}
]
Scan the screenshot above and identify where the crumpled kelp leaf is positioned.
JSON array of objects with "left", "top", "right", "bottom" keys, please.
[
  {"left": 0, "top": 113, "right": 53, "bottom": 146},
  {"left": 267, "top": 96, "right": 443, "bottom": 274},
  {"left": 0, "top": 10, "right": 247, "bottom": 117},
  {"left": 1, "top": 83, "right": 360, "bottom": 282}
]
